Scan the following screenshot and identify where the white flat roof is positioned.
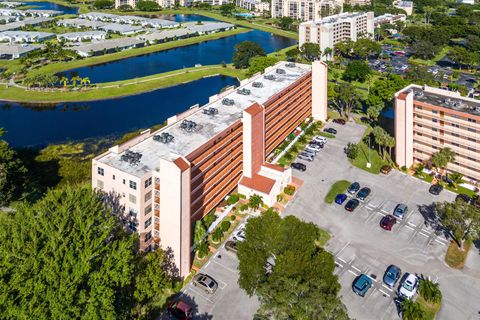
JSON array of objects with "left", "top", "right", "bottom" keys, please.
[{"left": 97, "top": 62, "right": 312, "bottom": 177}]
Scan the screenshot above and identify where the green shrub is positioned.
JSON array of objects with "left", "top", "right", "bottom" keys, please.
[
  {"left": 211, "top": 228, "right": 223, "bottom": 243},
  {"left": 227, "top": 194, "right": 240, "bottom": 205},
  {"left": 401, "top": 165, "right": 407, "bottom": 172},
  {"left": 221, "top": 220, "right": 231, "bottom": 232},
  {"left": 230, "top": 215, "right": 236, "bottom": 221},
  {"left": 284, "top": 185, "right": 296, "bottom": 196},
  {"left": 346, "top": 142, "right": 358, "bottom": 160},
  {"left": 290, "top": 145, "right": 298, "bottom": 153},
  {"left": 239, "top": 204, "right": 249, "bottom": 212},
  {"left": 276, "top": 194, "right": 283, "bottom": 202},
  {"left": 197, "top": 241, "right": 209, "bottom": 259},
  {"left": 238, "top": 193, "right": 246, "bottom": 199},
  {"left": 203, "top": 211, "right": 218, "bottom": 229}
]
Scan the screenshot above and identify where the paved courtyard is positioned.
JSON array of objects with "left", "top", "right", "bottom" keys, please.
[{"left": 283, "top": 120, "right": 480, "bottom": 320}]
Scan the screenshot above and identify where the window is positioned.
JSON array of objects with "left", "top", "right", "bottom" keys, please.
[
  {"left": 451, "top": 123, "right": 459, "bottom": 128},
  {"left": 129, "top": 180, "right": 137, "bottom": 190},
  {"left": 145, "top": 191, "right": 152, "bottom": 202},
  {"left": 468, "top": 118, "right": 476, "bottom": 123},
  {"left": 432, "top": 128, "right": 437, "bottom": 132},
  {"left": 452, "top": 142, "right": 459, "bottom": 147},
  {"left": 97, "top": 167, "right": 104, "bottom": 176},
  {"left": 432, "top": 118, "right": 437, "bottom": 123},
  {"left": 97, "top": 179, "right": 104, "bottom": 189},
  {"left": 145, "top": 232, "right": 152, "bottom": 242},
  {"left": 452, "top": 133, "right": 459, "bottom": 137},
  {"left": 144, "top": 177, "right": 152, "bottom": 188},
  {"left": 468, "top": 147, "right": 477, "bottom": 152},
  {"left": 112, "top": 175, "right": 115, "bottom": 180},
  {"left": 432, "top": 137, "right": 437, "bottom": 141},
  {"left": 145, "top": 217, "right": 152, "bottom": 228},
  {"left": 145, "top": 204, "right": 152, "bottom": 215},
  {"left": 129, "top": 194, "right": 136, "bottom": 204},
  {"left": 468, "top": 138, "right": 476, "bottom": 142},
  {"left": 123, "top": 179, "right": 126, "bottom": 184},
  {"left": 432, "top": 110, "right": 437, "bottom": 114},
  {"left": 468, "top": 128, "right": 476, "bottom": 133}
]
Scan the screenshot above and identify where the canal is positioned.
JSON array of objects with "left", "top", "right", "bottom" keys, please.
[
  {"left": 64, "top": 29, "right": 297, "bottom": 83},
  {"left": 0, "top": 76, "right": 239, "bottom": 148},
  {"left": 24, "top": 1, "right": 79, "bottom": 14}
]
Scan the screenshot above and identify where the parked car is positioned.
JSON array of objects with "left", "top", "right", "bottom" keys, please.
[
  {"left": 307, "top": 143, "right": 322, "bottom": 151},
  {"left": 225, "top": 240, "right": 237, "bottom": 253},
  {"left": 381, "top": 165, "right": 392, "bottom": 174},
  {"left": 429, "top": 184, "right": 443, "bottom": 195},
  {"left": 455, "top": 194, "right": 472, "bottom": 204},
  {"left": 324, "top": 128, "right": 337, "bottom": 134},
  {"left": 380, "top": 214, "right": 397, "bottom": 231},
  {"left": 333, "top": 118, "right": 346, "bottom": 125},
  {"left": 167, "top": 299, "right": 193, "bottom": 320},
  {"left": 310, "top": 141, "right": 324, "bottom": 148},
  {"left": 192, "top": 273, "right": 218, "bottom": 294},
  {"left": 347, "top": 182, "right": 361, "bottom": 194},
  {"left": 303, "top": 149, "right": 316, "bottom": 157},
  {"left": 398, "top": 273, "right": 419, "bottom": 299},
  {"left": 356, "top": 187, "right": 371, "bottom": 200},
  {"left": 345, "top": 199, "right": 360, "bottom": 212},
  {"left": 335, "top": 193, "right": 347, "bottom": 205},
  {"left": 298, "top": 153, "right": 314, "bottom": 162},
  {"left": 233, "top": 228, "right": 246, "bottom": 242},
  {"left": 305, "top": 146, "right": 319, "bottom": 154},
  {"left": 312, "top": 136, "right": 327, "bottom": 144},
  {"left": 383, "top": 265, "right": 402, "bottom": 288},
  {"left": 291, "top": 162, "right": 307, "bottom": 171},
  {"left": 352, "top": 274, "right": 373, "bottom": 297},
  {"left": 393, "top": 203, "right": 408, "bottom": 219}
]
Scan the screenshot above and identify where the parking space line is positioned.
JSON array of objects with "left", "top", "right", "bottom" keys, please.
[
  {"left": 435, "top": 239, "right": 447, "bottom": 246},
  {"left": 407, "top": 222, "right": 416, "bottom": 227},
  {"left": 419, "top": 232, "right": 429, "bottom": 238},
  {"left": 379, "top": 289, "right": 391, "bottom": 297},
  {"left": 381, "top": 285, "right": 394, "bottom": 292},
  {"left": 336, "top": 242, "right": 350, "bottom": 257},
  {"left": 348, "top": 269, "right": 358, "bottom": 276},
  {"left": 351, "top": 265, "right": 361, "bottom": 273},
  {"left": 210, "top": 259, "right": 237, "bottom": 274},
  {"left": 405, "top": 225, "right": 415, "bottom": 231},
  {"left": 337, "top": 257, "right": 347, "bottom": 264},
  {"left": 185, "top": 287, "right": 216, "bottom": 304}
]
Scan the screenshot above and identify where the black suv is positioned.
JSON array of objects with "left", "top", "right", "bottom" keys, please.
[
  {"left": 429, "top": 184, "right": 443, "bottom": 195},
  {"left": 291, "top": 162, "right": 307, "bottom": 171},
  {"left": 324, "top": 128, "right": 338, "bottom": 134},
  {"left": 456, "top": 194, "right": 472, "bottom": 204}
]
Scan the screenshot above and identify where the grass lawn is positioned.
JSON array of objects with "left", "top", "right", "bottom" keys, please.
[
  {"left": 350, "top": 141, "right": 388, "bottom": 174},
  {"left": 327, "top": 109, "right": 341, "bottom": 120},
  {"left": 417, "top": 295, "right": 441, "bottom": 320},
  {"left": 444, "top": 184, "right": 477, "bottom": 197},
  {"left": 317, "top": 229, "right": 331, "bottom": 247},
  {"left": 324, "top": 180, "right": 351, "bottom": 204},
  {"left": 318, "top": 132, "right": 336, "bottom": 139},
  {"left": 409, "top": 46, "right": 451, "bottom": 66},
  {"left": 0, "top": 64, "right": 246, "bottom": 102},
  {"left": 445, "top": 239, "right": 472, "bottom": 269}
]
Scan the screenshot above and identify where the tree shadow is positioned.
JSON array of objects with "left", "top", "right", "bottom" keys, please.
[
  {"left": 160, "top": 292, "right": 213, "bottom": 320},
  {"left": 416, "top": 203, "right": 450, "bottom": 239}
]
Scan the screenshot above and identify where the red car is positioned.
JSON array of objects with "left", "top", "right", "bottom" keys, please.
[
  {"left": 167, "top": 299, "right": 193, "bottom": 320},
  {"left": 380, "top": 215, "right": 397, "bottom": 231}
]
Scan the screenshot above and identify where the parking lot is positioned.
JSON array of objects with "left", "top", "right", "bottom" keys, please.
[
  {"left": 170, "top": 221, "right": 259, "bottom": 320},
  {"left": 284, "top": 120, "right": 480, "bottom": 320}
]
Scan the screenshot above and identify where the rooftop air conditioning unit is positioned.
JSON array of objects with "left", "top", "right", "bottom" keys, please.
[
  {"left": 203, "top": 107, "right": 218, "bottom": 115},
  {"left": 153, "top": 132, "right": 174, "bottom": 144},
  {"left": 237, "top": 88, "right": 251, "bottom": 95},
  {"left": 264, "top": 74, "right": 275, "bottom": 80},
  {"left": 276, "top": 68, "right": 286, "bottom": 74},
  {"left": 252, "top": 81, "right": 263, "bottom": 88},
  {"left": 121, "top": 150, "right": 142, "bottom": 166},
  {"left": 222, "top": 98, "right": 235, "bottom": 106}
]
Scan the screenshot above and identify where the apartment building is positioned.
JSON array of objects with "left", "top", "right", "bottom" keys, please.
[
  {"left": 374, "top": 13, "right": 406, "bottom": 28},
  {"left": 272, "top": 0, "right": 344, "bottom": 21},
  {"left": 346, "top": 0, "right": 370, "bottom": 6},
  {"left": 236, "top": 0, "right": 270, "bottom": 12},
  {"left": 395, "top": 85, "right": 480, "bottom": 184},
  {"left": 393, "top": 0, "right": 413, "bottom": 15},
  {"left": 299, "top": 11, "right": 374, "bottom": 54},
  {"left": 92, "top": 61, "right": 328, "bottom": 277}
]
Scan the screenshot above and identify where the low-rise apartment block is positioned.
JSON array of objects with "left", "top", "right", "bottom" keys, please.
[
  {"left": 92, "top": 61, "right": 328, "bottom": 277},
  {"left": 393, "top": 0, "right": 413, "bottom": 15},
  {"left": 374, "top": 13, "right": 406, "bottom": 28},
  {"left": 395, "top": 85, "right": 480, "bottom": 184},
  {"left": 0, "top": 30, "right": 54, "bottom": 42},
  {"left": 236, "top": 0, "right": 270, "bottom": 12},
  {"left": 299, "top": 11, "right": 374, "bottom": 54}
]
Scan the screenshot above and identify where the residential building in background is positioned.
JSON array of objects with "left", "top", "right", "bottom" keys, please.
[
  {"left": 92, "top": 61, "right": 329, "bottom": 277},
  {"left": 299, "top": 11, "right": 374, "bottom": 54},
  {"left": 115, "top": 0, "right": 230, "bottom": 9},
  {"left": 272, "top": 0, "right": 344, "bottom": 21},
  {"left": 458, "top": 0, "right": 475, "bottom": 5},
  {"left": 393, "top": 0, "right": 413, "bottom": 15},
  {"left": 395, "top": 85, "right": 480, "bottom": 184},
  {"left": 346, "top": 0, "right": 370, "bottom": 6},
  {"left": 374, "top": 13, "right": 406, "bottom": 28},
  {"left": 236, "top": 0, "right": 270, "bottom": 12}
]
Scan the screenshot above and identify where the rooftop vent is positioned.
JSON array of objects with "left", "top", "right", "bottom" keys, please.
[
  {"left": 414, "top": 91, "right": 423, "bottom": 97},
  {"left": 180, "top": 119, "right": 198, "bottom": 132},
  {"left": 264, "top": 74, "right": 275, "bottom": 80},
  {"left": 153, "top": 132, "right": 174, "bottom": 144},
  {"left": 252, "top": 81, "right": 263, "bottom": 88},
  {"left": 203, "top": 107, "right": 218, "bottom": 115},
  {"left": 285, "top": 62, "right": 295, "bottom": 68},
  {"left": 237, "top": 88, "right": 251, "bottom": 95},
  {"left": 222, "top": 98, "right": 235, "bottom": 106},
  {"left": 276, "top": 68, "right": 286, "bottom": 74},
  {"left": 452, "top": 101, "right": 464, "bottom": 108},
  {"left": 121, "top": 150, "right": 142, "bottom": 166}
]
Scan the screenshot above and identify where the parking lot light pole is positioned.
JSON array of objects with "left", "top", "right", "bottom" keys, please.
[{"left": 366, "top": 136, "right": 371, "bottom": 168}]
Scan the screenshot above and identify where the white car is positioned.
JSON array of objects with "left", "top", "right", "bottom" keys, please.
[
  {"left": 305, "top": 146, "right": 319, "bottom": 154},
  {"left": 432, "top": 69, "right": 439, "bottom": 75},
  {"left": 232, "top": 228, "right": 246, "bottom": 242},
  {"left": 312, "top": 136, "right": 327, "bottom": 144},
  {"left": 399, "top": 273, "right": 419, "bottom": 299},
  {"left": 307, "top": 144, "right": 322, "bottom": 151},
  {"left": 298, "top": 153, "right": 313, "bottom": 162},
  {"left": 401, "top": 65, "right": 408, "bottom": 70}
]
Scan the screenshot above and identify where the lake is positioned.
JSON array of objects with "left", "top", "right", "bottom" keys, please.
[
  {"left": 149, "top": 14, "right": 218, "bottom": 23},
  {"left": 64, "top": 29, "right": 297, "bottom": 83},
  {"left": 0, "top": 76, "right": 239, "bottom": 148},
  {"left": 24, "top": 1, "right": 79, "bottom": 14}
]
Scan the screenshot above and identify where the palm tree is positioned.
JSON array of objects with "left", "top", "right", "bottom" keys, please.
[
  {"left": 80, "top": 77, "right": 91, "bottom": 88},
  {"left": 385, "top": 134, "right": 395, "bottom": 161},
  {"left": 60, "top": 76, "right": 69, "bottom": 88},
  {"left": 248, "top": 194, "right": 264, "bottom": 211},
  {"left": 70, "top": 76, "right": 81, "bottom": 87},
  {"left": 431, "top": 147, "right": 455, "bottom": 178},
  {"left": 418, "top": 278, "right": 442, "bottom": 304},
  {"left": 323, "top": 47, "right": 333, "bottom": 60},
  {"left": 401, "top": 299, "right": 426, "bottom": 320}
]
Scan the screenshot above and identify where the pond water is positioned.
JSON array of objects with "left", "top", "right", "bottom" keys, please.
[
  {"left": 148, "top": 13, "right": 218, "bottom": 23},
  {"left": 24, "top": 1, "right": 79, "bottom": 14},
  {"left": 64, "top": 29, "right": 297, "bottom": 83},
  {"left": 0, "top": 75, "right": 238, "bottom": 148}
]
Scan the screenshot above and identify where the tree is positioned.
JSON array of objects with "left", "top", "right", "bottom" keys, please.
[
  {"left": 60, "top": 75, "right": 69, "bottom": 88},
  {"left": 300, "top": 42, "right": 321, "bottom": 62},
  {"left": 351, "top": 38, "right": 381, "bottom": 60},
  {"left": 285, "top": 47, "right": 300, "bottom": 61},
  {"left": 401, "top": 299, "right": 426, "bottom": 320},
  {"left": 411, "top": 40, "right": 438, "bottom": 60},
  {"left": 0, "top": 187, "right": 136, "bottom": 319},
  {"left": 436, "top": 200, "right": 480, "bottom": 250},
  {"left": 0, "top": 129, "right": 27, "bottom": 206},
  {"left": 220, "top": 2, "right": 235, "bottom": 16},
  {"left": 366, "top": 106, "right": 380, "bottom": 123},
  {"left": 247, "top": 56, "right": 278, "bottom": 77},
  {"left": 331, "top": 82, "right": 361, "bottom": 120},
  {"left": 418, "top": 278, "right": 442, "bottom": 304},
  {"left": 342, "top": 60, "right": 371, "bottom": 83},
  {"left": 431, "top": 147, "right": 455, "bottom": 176},
  {"left": 232, "top": 41, "right": 265, "bottom": 69},
  {"left": 93, "top": 0, "right": 114, "bottom": 9},
  {"left": 346, "top": 142, "right": 358, "bottom": 160},
  {"left": 80, "top": 77, "right": 91, "bottom": 88},
  {"left": 194, "top": 219, "right": 206, "bottom": 246},
  {"left": 237, "top": 211, "right": 349, "bottom": 319},
  {"left": 323, "top": 46, "right": 333, "bottom": 60},
  {"left": 248, "top": 194, "right": 263, "bottom": 210},
  {"left": 136, "top": 0, "right": 160, "bottom": 11},
  {"left": 70, "top": 75, "right": 81, "bottom": 87},
  {"left": 277, "top": 17, "right": 294, "bottom": 30}
]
